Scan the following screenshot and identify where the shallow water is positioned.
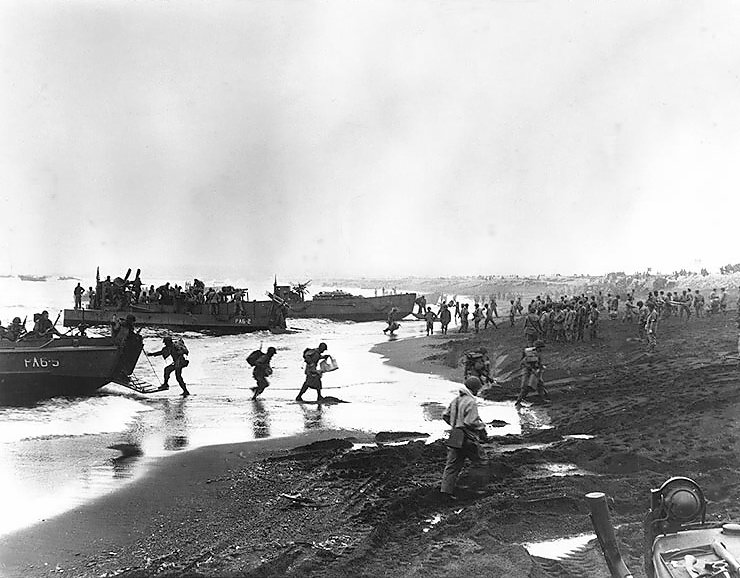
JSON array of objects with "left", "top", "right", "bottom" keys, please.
[
  {"left": 0, "top": 276, "right": 527, "bottom": 536},
  {"left": 524, "top": 533, "right": 596, "bottom": 560}
]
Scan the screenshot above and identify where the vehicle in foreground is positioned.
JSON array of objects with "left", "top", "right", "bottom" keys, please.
[
  {"left": 0, "top": 331, "right": 144, "bottom": 404},
  {"left": 589, "top": 476, "right": 740, "bottom": 578},
  {"left": 272, "top": 280, "right": 416, "bottom": 322}
]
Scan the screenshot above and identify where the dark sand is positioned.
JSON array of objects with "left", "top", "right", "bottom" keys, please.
[{"left": 2, "top": 311, "right": 740, "bottom": 577}]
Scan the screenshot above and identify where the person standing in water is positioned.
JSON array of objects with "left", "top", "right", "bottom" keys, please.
[
  {"left": 296, "top": 342, "right": 329, "bottom": 402},
  {"left": 251, "top": 347, "right": 277, "bottom": 400},
  {"left": 383, "top": 307, "right": 400, "bottom": 335},
  {"left": 147, "top": 336, "right": 191, "bottom": 396}
]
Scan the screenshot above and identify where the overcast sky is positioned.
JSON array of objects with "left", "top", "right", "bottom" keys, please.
[{"left": 1, "top": 1, "right": 739, "bottom": 281}]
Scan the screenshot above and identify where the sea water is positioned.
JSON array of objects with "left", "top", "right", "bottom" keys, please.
[{"left": 0, "top": 276, "right": 523, "bottom": 536}]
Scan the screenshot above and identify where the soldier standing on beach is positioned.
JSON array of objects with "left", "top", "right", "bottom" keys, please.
[
  {"left": 458, "top": 303, "right": 469, "bottom": 333},
  {"left": 523, "top": 307, "right": 542, "bottom": 346},
  {"left": 440, "top": 376, "right": 488, "bottom": 500},
  {"left": 424, "top": 307, "right": 437, "bottom": 336},
  {"left": 439, "top": 303, "right": 452, "bottom": 335},
  {"left": 694, "top": 290, "right": 705, "bottom": 317},
  {"left": 147, "top": 336, "right": 191, "bottom": 396},
  {"left": 588, "top": 302, "right": 600, "bottom": 340},
  {"left": 472, "top": 304, "right": 483, "bottom": 333},
  {"left": 645, "top": 302, "right": 659, "bottom": 353}
]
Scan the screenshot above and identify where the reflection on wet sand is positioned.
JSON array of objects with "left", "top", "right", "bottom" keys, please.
[
  {"left": 421, "top": 401, "right": 446, "bottom": 421},
  {"left": 108, "top": 442, "right": 143, "bottom": 479},
  {"left": 162, "top": 398, "right": 190, "bottom": 451},
  {"left": 250, "top": 399, "right": 271, "bottom": 439},
  {"left": 299, "top": 403, "right": 324, "bottom": 430}
]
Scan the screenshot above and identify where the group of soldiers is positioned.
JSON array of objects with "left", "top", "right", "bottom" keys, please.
[
  {"left": 84, "top": 271, "right": 252, "bottom": 314},
  {"left": 0, "top": 310, "right": 62, "bottom": 341},
  {"left": 146, "top": 334, "right": 333, "bottom": 404},
  {"left": 75, "top": 270, "right": 289, "bottom": 329}
]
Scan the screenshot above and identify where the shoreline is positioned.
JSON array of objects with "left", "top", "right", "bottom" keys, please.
[
  {"left": 3, "top": 312, "right": 740, "bottom": 577},
  {"left": 0, "top": 429, "right": 371, "bottom": 578}
]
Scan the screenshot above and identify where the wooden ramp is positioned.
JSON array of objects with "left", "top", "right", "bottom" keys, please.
[{"left": 110, "top": 372, "right": 162, "bottom": 394}]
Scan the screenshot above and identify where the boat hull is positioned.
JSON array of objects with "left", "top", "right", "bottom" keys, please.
[
  {"left": 286, "top": 293, "right": 417, "bottom": 322},
  {"left": 0, "top": 336, "right": 142, "bottom": 405},
  {"left": 64, "top": 300, "right": 279, "bottom": 334}
]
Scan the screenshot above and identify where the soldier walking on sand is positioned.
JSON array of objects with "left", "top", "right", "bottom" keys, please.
[
  {"left": 440, "top": 376, "right": 488, "bottom": 500},
  {"left": 588, "top": 302, "right": 600, "bottom": 340},
  {"left": 523, "top": 306, "right": 542, "bottom": 346},
  {"left": 458, "top": 304, "right": 469, "bottom": 333},
  {"left": 472, "top": 304, "right": 483, "bottom": 333},
  {"left": 645, "top": 302, "right": 659, "bottom": 353},
  {"left": 438, "top": 303, "right": 451, "bottom": 335},
  {"left": 515, "top": 340, "right": 549, "bottom": 406},
  {"left": 695, "top": 290, "right": 705, "bottom": 317}
]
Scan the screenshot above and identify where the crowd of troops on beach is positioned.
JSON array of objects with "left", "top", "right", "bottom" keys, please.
[{"left": 439, "top": 285, "right": 736, "bottom": 499}]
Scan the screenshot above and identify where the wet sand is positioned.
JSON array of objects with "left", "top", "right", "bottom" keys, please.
[{"left": 2, "top": 311, "right": 740, "bottom": 577}]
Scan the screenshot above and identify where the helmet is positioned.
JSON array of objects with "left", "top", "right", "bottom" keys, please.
[
  {"left": 163, "top": 336, "right": 173, "bottom": 344},
  {"left": 12, "top": 317, "right": 21, "bottom": 324},
  {"left": 464, "top": 376, "right": 483, "bottom": 393},
  {"left": 267, "top": 346, "right": 277, "bottom": 354}
]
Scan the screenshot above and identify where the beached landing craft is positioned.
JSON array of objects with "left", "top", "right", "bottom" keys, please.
[
  {"left": 272, "top": 280, "right": 416, "bottom": 322},
  {"left": 63, "top": 270, "right": 288, "bottom": 334},
  {"left": 0, "top": 331, "right": 144, "bottom": 404},
  {"left": 589, "top": 477, "right": 740, "bottom": 578}
]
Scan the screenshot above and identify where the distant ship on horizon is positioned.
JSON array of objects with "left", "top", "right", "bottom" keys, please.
[{"left": 18, "top": 274, "right": 49, "bottom": 282}]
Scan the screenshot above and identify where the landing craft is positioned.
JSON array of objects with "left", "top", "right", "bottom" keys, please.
[
  {"left": 0, "top": 330, "right": 144, "bottom": 405},
  {"left": 272, "top": 279, "right": 416, "bottom": 322},
  {"left": 63, "top": 269, "right": 289, "bottom": 334}
]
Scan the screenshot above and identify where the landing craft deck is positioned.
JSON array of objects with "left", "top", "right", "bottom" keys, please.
[
  {"left": 64, "top": 268, "right": 288, "bottom": 334},
  {"left": 64, "top": 300, "right": 280, "bottom": 334}
]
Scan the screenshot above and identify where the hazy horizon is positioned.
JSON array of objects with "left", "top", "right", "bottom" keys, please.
[{"left": 3, "top": 1, "right": 740, "bottom": 279}]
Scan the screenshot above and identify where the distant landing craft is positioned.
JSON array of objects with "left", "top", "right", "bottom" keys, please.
[{"left": 272, "top": 280, "right": 416, "bottom": 322}]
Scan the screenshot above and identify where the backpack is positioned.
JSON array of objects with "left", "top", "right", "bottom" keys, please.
[
  {"left": 523, "top": 347, "right": 539, "bottom": 365},
  {"left": 246, "top": 349, "right": 263, "bottom": 366},
  {"left": 172, "top": 337, "right": 189, "bottom": 356}
]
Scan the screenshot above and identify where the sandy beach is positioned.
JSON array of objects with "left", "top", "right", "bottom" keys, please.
[{"left": 2, "top": 309, "right": 739, "bottom": 577}]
